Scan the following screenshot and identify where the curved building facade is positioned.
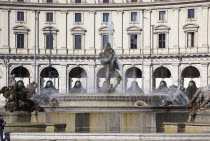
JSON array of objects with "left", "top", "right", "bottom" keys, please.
[{"left": 0, "top": 0, "right": 209, "bottom": 98}]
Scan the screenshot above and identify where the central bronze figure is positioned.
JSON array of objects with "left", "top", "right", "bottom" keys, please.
[{"left": 98, "top": 43, "right": 122, "bottom": 93}]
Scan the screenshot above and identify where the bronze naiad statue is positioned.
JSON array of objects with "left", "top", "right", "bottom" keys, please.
[
  {"left": 98, "top": 43, "right": 122, "bottom": 93},
  {"left": 0, "top": 75, "right": 42, "bottom": 112}
]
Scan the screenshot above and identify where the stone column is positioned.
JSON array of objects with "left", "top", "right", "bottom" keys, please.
[
  {"left": 59, "top": 64, "right": 67, "bottom": 93},
  {"left": 201, "top": 63, "right": 208, "bottom": 86},
  {"left": 87, "top": 64, "right": 95, "bottom": 93},
  {"left": 172, "top": 63, "right": 179, "bottom": 86},
  {"left": 144, "top": 64, "right": 151, "bottom": 93}
]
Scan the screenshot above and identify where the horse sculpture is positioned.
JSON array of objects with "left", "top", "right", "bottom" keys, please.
[{"left": 0, "top": 75, "right": 41, "bottom": 112}]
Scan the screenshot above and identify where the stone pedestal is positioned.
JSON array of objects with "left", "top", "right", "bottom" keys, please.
[
  {"left": 194, "top": 109, "right": 210, "bottom": 122},
  {"left": 0, "top": 112, "right": 32, "bottom": 123}
]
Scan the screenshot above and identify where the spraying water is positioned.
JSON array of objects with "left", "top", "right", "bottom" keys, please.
[{"left": 108, "top": 19, "right": 114, "bottom": 47}]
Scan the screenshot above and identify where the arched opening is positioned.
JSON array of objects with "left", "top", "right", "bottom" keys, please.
[
  {"left": 153, "top": 67, "right": 171, "bottom": 89},
  {"left": 40, "top": 67, "right": 59, "bottom": 89},
  {"left": 96, "top": 67, "right": 117, "bottom": 91},
  {"left": 69, "top": 67, "right": 87, "bottom": 91},
  {"left": 125, "top": 67, "right": 142, "bottom": 91},
  {"left": 11, "top": 66, "right": 30, "bottom": 86},
  {"left": 181, "top": 66, "right": 200, "bottom": 87}
]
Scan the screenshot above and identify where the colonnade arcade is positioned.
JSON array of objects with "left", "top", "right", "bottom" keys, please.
[{"left": 9, "top": 65, "right": 201, "bottom": 93}]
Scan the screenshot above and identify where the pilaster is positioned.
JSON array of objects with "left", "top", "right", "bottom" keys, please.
[
  {"left": 202, "top": 6, "right": 209, "bottom": 49},
  {"left": 201, "top": 62, "right": 208, "bottom": 86},
  {"left": 144, "top": 64, "right": 151, "bottom": 93},
  {"left": 116, "top": 64, "right": 123, "bottom": 93},
  {"left": 144, "top": 10, "right": 151, "bottom": 54},
  {"left": 32, "top": 64, "right": 39, "bottom": 83},
  {"left": 59, "top": 64, "right": 67, "bottom": 93},
  {"left": 171, "top": 8, "right": 180, "bottom": 53},
  {"left": 86, "top": 11, "right": 96, "bottom": 55},
  {"left": 2, "top": 9, "right": 10, "bottom": 53},
  {"left": 1, "top": 65, "right": 7, "bottom": 87},
  {"left": 87, "top": 63, "right": 95, "bottom": 93},
  {"left": 115, "top": 10, "right": 124, "bottom": 55},
  {"left": 172, "top": 63, "right": 179, "bottom": 86}
]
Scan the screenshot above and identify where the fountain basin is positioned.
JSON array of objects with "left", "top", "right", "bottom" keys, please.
[
  {"left": 52, "top": 94, "right": 170, "bottom": 107},
  {"left": 0, "top": 106, "right": 188, "bottom": 133},
  {"left": 30, "top": 106, "right": 188, "bottom": 133}
]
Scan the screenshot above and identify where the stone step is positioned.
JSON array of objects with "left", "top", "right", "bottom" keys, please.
[{"left": 3, "top": 133, "right": 210, "bottom": 141}]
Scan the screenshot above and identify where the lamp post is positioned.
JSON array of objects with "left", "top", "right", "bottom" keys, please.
[
  {"left": 34, "top": 10, "right": 37, "bottom": 83},
  {"left": 150, "top": 25, "right": 155, "bottom": 91},
  {"left": 141, "top": 9, "right": 145, "bottom": 91},
  {"left": 151, "top": 25, "right": 155, "bottom": 54}
]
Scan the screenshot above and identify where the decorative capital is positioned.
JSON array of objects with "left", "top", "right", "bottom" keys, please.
[
  {"left": 2, "top": 9, "right": 11, "bottom": 12},
  {"left": 145, "top": 9, "right": 152, "bottom": 13},
  {"left": 89, "top": 11, "right": 96, "bottom": 14},
  {"left": 61, "top": 10, "right": 68, "bottom": 14},
  {"left": 201, "top": 62, "right": 209, "bottom": 66},
  {"left": 173, "top": 8, "right": 180, "bottom": 11},
  {"left": 117, "top": 10, "right": 124, "bottom": 14},
  {"left": 202, "top": 5, "right": 209, "bottom": 9}
]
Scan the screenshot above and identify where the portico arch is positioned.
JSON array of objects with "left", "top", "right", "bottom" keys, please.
[
  {"left": 125, "top": 67, "right": 142, "bottom": 91},
  {"left": 96, "top": 67, "right": 117, "bottom": 91},
  {"left": 40, "top": 67, "right": 59, "bottom": 89},
  {"left": 181, "top": 66, "right": 200, "bottom": 87},
  {"left": 69, "top": 67, "right": 87, "bottom": 91},
  {"left": 153, "top": 67, "right": 171, "bottom": 88},
  {"left": 11, "top": 66, "right": 30, "bottom": 86}
]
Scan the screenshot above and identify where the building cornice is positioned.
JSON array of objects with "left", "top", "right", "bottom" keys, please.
[
  {"left": 0, "top": 0, "right": 209, "bottom": 10},
  {"left": 0, "top": 53, "right": 209, "bottom": 60}
]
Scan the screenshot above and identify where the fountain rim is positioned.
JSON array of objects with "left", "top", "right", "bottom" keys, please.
[{"left": 42, "top": 105, "right": 188, "bottom": 113}]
